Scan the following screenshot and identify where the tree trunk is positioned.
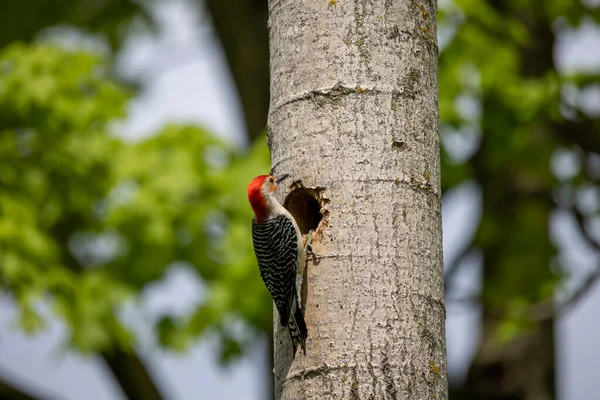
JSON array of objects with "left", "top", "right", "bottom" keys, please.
[
  {"left": 267, "top": 0, "right": 447, "bottom": 399},
  {"left": 459, "top": 129, "right": 556, "bottom": 400}
]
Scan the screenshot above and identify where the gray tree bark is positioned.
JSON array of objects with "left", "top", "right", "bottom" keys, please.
[{"left": 266, "top": 0, "right": 447, "bottom": 399}]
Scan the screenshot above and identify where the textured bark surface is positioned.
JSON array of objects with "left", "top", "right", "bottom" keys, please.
[{"left": 267, "top": 0, "right": 447, "bottom": 399}]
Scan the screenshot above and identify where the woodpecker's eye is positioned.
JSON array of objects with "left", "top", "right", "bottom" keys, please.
[{"left": 269, "top": 177, "right": 275, "bottom": 184}]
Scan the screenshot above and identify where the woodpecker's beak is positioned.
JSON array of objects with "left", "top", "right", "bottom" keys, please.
[{"left": 275, "top": 173, "right": 289, "bottom": 184}]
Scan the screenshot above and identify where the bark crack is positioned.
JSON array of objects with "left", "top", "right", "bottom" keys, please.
[
  {"left": 367, "top": 326, "right": 379, "bottom": 398},
  {"left": 272, "top": 83, "right": 420, "bottom": 113},
  {"left": 286, "top": 364, "right": 350, "bottom": 381},
  {"left": 382, "top": 340, "right": 398, "bottom": 398},
  {"left": 393, "top": 178, "right": 441, "bottom": 199}
]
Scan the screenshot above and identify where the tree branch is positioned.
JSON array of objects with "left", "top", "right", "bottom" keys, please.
[
  {"left": 553, "top": 118, "right": 600, "bottom": 153},
  {"left": 444, "top": 245, "right": 474, "bottom": 289},
  {"left": 572, "top": 209, "right": 600, "bottom": 252},
  {"left": 101, "top": 348, "right": 164, "bottom": 400},
  {"left": 555, "top": 209, "right": 600, "bottom": 315},
  {"left": 529, "top": 209, "right": 600, "bottom": 321},
  {"left": 0, "top": 371, "right": 57, "bottom": 400}
]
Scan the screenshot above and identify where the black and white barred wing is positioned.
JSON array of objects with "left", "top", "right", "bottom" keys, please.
[{"left": 251, "top": 214, "right": 298, "bottom": 326}]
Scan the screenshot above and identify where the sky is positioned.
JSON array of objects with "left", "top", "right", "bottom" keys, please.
[{"left": 0, "top": 1, "right": 599, "bottom": 399}]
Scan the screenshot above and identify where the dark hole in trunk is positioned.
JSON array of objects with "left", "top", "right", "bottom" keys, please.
[{"left": 283, "top": 187, "right": 322, "bottom": 234}]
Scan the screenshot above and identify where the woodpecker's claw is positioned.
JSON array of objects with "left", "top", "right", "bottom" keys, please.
[
  {"left": 305, "top": 230, "right": 321, "bottom": 264},
  {"left": 304, "top": 230, "right": 314, "bottom": 254}
]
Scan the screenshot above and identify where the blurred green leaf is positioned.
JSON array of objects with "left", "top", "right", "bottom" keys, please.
[
  {"left": 439, "top": 0, "right": 600, "bottom": 348},
  {"left": 0, "top": 43, "right": 272, "bottom": 361}
]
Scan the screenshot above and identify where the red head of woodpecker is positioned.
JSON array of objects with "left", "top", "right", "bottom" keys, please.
[{"left": 247, "top": 173, "right": 289, "bottom": 222}]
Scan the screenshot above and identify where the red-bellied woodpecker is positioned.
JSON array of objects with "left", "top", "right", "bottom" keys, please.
[{"left": 247, "top": 173, "right": 308, "bottom": 356}]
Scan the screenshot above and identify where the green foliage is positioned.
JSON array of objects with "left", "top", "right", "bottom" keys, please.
[
  {"left": 0, "top": 0, "right": 150, "bottom": 50},
  {"left": 0, "top": 43, "right": 272, "bottom": 360},
  {"left": 0, "top": 44, "right": 132, "bottom": 350},
  {"left": 154, "top": 138, "right": 273, "bottom": 359},
  {"left": 438, "top": 0, "right": 600, "bottom": 338}
]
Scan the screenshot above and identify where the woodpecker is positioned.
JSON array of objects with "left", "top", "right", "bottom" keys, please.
[{"left": 247, "top": 173, "right": 308, "bottom": 356}]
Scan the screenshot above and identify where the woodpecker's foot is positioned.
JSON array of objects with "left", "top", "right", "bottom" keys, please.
[
  {"left": 304, "top": 230, "right": 314, "bottom": 254},
  {"left": 305, "top": 230, "right": 321, "bottom": 265}
]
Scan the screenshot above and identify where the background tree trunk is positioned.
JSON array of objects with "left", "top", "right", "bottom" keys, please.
[
  {"left": 203, "top": 0, "right": 269, "bottom": 143},
  {"left": 267, "top": 0, "right": 447, "bottom": 399},
  {"left": 455, "top": 6, "right": 558, "bottom": 399}
]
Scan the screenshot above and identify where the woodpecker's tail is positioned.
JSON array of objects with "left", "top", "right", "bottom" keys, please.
[{"left": 288, "top": 296, "right": 307, "bottom": 357}]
